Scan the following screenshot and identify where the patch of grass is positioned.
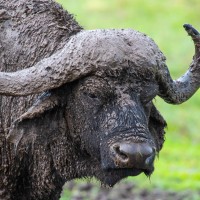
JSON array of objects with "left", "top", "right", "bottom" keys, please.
[{"left": 56, "top": 0, "right": 200, "bottom": 196}]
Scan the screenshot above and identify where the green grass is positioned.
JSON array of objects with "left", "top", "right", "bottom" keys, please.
[{"left": 56, "top": 0, "right": 200, "bottom": 196}]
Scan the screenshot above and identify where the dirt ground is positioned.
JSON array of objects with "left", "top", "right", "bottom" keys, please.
[{"left": 62, "top": 181, "right": 199, "bottom": 200}]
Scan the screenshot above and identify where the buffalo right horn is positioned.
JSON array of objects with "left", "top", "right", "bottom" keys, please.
[
  {"left": 0, "top": 30, "right": 128, "bottom": 96},
  {"left": 0, "top": 33, "right": 98, "bottom": 96}
]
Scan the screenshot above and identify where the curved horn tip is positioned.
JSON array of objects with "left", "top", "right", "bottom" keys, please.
[{"left": 183, "top": 24, "right": 200, "bottom": 36}]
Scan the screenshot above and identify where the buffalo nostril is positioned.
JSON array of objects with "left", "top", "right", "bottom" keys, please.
[
  {"left": 112, "top": 144, "right": 129, "bottom": 163},
  {"left": 145, "top": 153, "right": 155, "bottom": 167},
  {"left": 145, "top": 147, "right": 156, "bottom": 166}
]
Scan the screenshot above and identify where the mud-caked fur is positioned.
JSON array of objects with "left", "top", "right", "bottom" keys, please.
[{"left": 1, "top": 1, "right": 200, "bottom": 200}]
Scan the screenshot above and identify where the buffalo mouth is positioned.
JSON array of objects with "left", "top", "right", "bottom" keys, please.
[
  {"left": 99, "top": 167, "right": 154, "bottom": 187},
  {"left": 99, "top": 140, "right": 156, "bottom": 186}
]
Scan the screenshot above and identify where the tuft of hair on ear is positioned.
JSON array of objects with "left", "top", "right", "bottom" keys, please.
[
  {"left": 7, "top": 90, "right": 63, "bottom": 142},
  {"left": 17, "top": 91, "right": 62, "bottom": 122}
]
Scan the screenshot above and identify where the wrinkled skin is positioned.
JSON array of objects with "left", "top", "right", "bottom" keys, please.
[
  {"left": 0, "top": 1, "right": 200, "bottom": 200},
  {"left": 66, "top": 74, "right": 166, "bottom": 186}
]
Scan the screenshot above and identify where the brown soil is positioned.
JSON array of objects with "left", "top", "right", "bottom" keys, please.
[{"left": 62, "top": 180, "right": 199, "bottom": 200}]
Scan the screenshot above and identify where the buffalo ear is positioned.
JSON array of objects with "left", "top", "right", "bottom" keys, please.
[
  {"left": 7, "top": 90, "right": 64, "bottom": 146},
  {"left": 149, "top": 104, "right": 167, "bottom": 151},
  {"left": 14, "top": 91, "right": 62, "bottom": 124}
]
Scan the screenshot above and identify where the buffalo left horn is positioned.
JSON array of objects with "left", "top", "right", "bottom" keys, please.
[{"left": 157, "top": 24, "right": 200, "bottom": 104}]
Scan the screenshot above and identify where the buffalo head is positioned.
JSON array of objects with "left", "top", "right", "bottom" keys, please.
[
  {"left": 1, "top": 25, "right": 200, "bottom": 186},
  {"left": 65, "top": 73, "right": 166, "bottom": 186}
]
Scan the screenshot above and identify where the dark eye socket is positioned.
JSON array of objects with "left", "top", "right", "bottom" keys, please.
[
  {"left": 88, "top": 93, "right": 98, "bottom": 99},
  {"left": 83, "top": 89, "right": 115, "bottom": 105},
  {"left": 83, "top": 91, "right": 100, "bottom": 100}
]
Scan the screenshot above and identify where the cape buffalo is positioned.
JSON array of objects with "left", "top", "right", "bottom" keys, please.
[{"left": 0, "top": 0, "right": 200, "bottom": 199}]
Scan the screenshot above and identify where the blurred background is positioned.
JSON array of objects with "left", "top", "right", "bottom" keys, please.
[{"left": 56, "top": 0, "right": 200, "bottom": 199}]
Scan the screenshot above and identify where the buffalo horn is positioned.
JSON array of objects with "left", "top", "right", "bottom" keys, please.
[{"left": 157, "top": 24, "right": 200, "bottom": 104}]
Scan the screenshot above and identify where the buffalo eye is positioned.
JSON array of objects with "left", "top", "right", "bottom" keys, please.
[
  {"left": 79, "top": 77, "right": 114, "bottom": 105},
  {"left": 83, "top": 91, "right": 102, "bottom": 103},
  {"left": 87, "top": 92, "right": 98, "bottom": 100}
]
